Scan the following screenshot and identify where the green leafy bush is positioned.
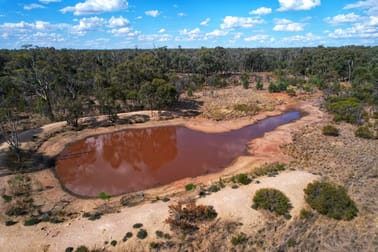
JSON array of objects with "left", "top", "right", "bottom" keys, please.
[
  {"left": 322, "top": 125, "right": 339, "bottom": 136},
  {"left": 185, "top": 183, "right": 196, "bottom": 191},
  {"left": 355, "top": 126, "right": 374, "bottom": 139},
  {"left": 232, "top": 173, "right": 251, "bottom": 185},
  {"left": 74, "top": 246, "right": 89, "bottom": 252},
  {"left": 24, "top": 218, "right": 41, "bottom": 226},
  {"left": 300, "top": 209, "right": 313, "bottom": 220},
  {"left": 252, "top": 188, "right": 292, "bottom": 216},
  {"left": 137, "top": 229, "right": 148, "bottom": 239},
  {"left": 133, "top": 223, "right": 143, "bottom": 228},
  {"left": 304, "top": 181, "right": 358, "bottom": 220}
]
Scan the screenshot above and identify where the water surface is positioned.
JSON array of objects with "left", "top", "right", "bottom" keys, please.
[{"left": 56, "top": 111, "right": 300, "bottom": 197}]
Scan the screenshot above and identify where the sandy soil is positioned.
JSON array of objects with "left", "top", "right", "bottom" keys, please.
[
  {"left": 0, "top": 171, "right": 318, "bottom": 251},
  {"left": 0, "top": 90, "right": 327, "bottom": 251}
]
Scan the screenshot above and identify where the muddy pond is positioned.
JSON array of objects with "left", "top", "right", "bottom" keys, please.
[{"left": 56, "top": 111, "right": 300, "bottom": 197}]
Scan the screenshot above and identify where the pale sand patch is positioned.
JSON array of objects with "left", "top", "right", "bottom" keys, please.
[{"left": 0, "top": 171, "right": 318, "bottom": 251}]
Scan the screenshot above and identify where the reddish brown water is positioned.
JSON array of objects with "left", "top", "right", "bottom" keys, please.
[{"left": 56, "top": 111, "right": 300, "bottom": 197}]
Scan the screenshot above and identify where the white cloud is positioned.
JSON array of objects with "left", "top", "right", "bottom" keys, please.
[
  {"left": 325, "top": 13, "right": 361, "bottom": 25},
  {"left": 108, "top": 16, "right": 129, "bottom": 28},
  {"left": 273, "top": 18, "right": 305, "bottom": 31},
  {"left": 220, "top": 16, "right": 264, "bottom": 29},
  {"left": 344, "top": 0, "right": 378, "bottom": 15},
  {"left": 60, "top": 0, "right": 128, "bottom": 15},
  {"left": 200, "top": 17, "right": 210, "bottom": 26},
  {"left": 24, "top": 4, "right": 45, "bottom": 10},
  {"left": 178, "top": 12, "right": 186, "bottom": 17},
  {"left": 327, "top": 17, "right": 378, "bottom": 40},
  {"left": 159, "top": 28, "right": 166, "bottom": 33},
  {"left": 178, "top": 28, "right": 201, "bottom": 40},
  {"left": 278, "top": 0, "right": 320, "bottom": 11},
  {"left": 111, "top": 27, "right": 139, "bottom": 37},
  {"left": 72, "top": 16, "right": 106, "bottom": 36},
  {"left": 249, "top": 7, "right": 272, "bottom": 15},
  {"left": 205, "top": 29, "right": 229, "bottom": 38},
  {"left": 145, "top": 10, "right": 160, "bottom": 17},
  {"left": 39, "top": 0, "right": 61, "bottom": 3},
  {"left": 244, "top": 34, "right": 270, "bottom": 41},
  {"left": 138, "top": 34, "right": 172, "bottom": 42}
]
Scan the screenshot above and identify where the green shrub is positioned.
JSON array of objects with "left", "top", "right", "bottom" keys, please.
[
  {"left": 287, "top": 238, "right": 296, "bottom": 247},
  {"left": 133, "top": 223, "right": 143, "bottom": 228},
  {"left": 232, "top": 173, "right": 251, "bottom": 185},
  {"left": 2, "top": 194, "right": 12, "bottom": 203},
  {"left": 355, "top": 126, "right": 374, "bottom": 139},
  {"left": 300, "top": 208, "right": 313, "bottom": 219},
  {"left": 5, "top": 220, "right": 18, "bottom": 226},
  {"left": 65, "top": 247, "right": 74, "bottom": 252},
  {"left": 252, "top": 188, "right": 292, "bottom": 216},
  {"left": 304, "top": 181, "right": 358, "bottom": 220},
  {"left": 74, "top": 246, "right": 89, "bottom": 252},
  {"left": 155, "top": 230, "right": 164, "bottom": 238},
  {"left": 122, "top": 232, "right": 133, "bottom": 242},
  {"left": 231, "top": 232, "right": 248, "bottom": 245},
  {"left": 99, "top": 192, "right": 111, "bottom": 201},
  {"left": 110, "top": 240, "right": 117, "bottom": 246},
  {"left": 137, "top": 229, "right": 148, "bottom": 239},
  {"left": 256, "top": 79, "right": 263, "bottom": 90},
  {"left": 208, "top": 184, "right": 220, "bottom": 193},
  {"left": 24, "top": 218, "right": 41, "bottom": 226},
  {"left": 185, "top": 183, "right": 196, "bottom": 191},
  {"left": 322, "top": 125, "right": 339, "bottom": 136}
]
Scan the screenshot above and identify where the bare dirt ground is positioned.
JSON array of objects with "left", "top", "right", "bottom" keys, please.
[{"left": 0, "top": 85, "right": 376, "bottom": 251}]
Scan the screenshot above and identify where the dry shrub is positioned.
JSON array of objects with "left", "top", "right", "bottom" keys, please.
[{"left": 165, "top": 202, "right": 217, "bottom": 233}]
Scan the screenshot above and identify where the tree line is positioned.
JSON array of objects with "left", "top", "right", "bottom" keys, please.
[{"left": 0, "top": 46, "right": 377, "bottom": 126}]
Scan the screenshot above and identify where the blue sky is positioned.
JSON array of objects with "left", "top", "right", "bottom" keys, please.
[{"left": 0, "top": 0, "right": 377, "bottom": 49}]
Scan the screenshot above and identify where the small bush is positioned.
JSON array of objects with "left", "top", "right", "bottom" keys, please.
[
  {"left": 185, "top": 183, "right": 196, "bottom": 191},
  {"left": 137, "top": 229, "right": 148, "bottom": 239},
  {"left": 165, "top": 202, "right": 217, "bottom": 233},
  {"left": 208, "top": 184, "right": 220, "bottom": 193},
  {"left": 24, "top": 218, "right": 41, "bottom": 226},
  {"left": 300, "top": 208, "right": 313, "bottom": 220},
  {"left": 5, "top": 220, "right": 18, "bottom": 226},
  {"left": 74, "top": 246, "right": 89, "bottom": 252},
  {"left": 65, "top": 247, "right": 74, "bottom": 252},
  {"left": 355, "top": 126, "right": 374, "bottom": 139},
  {"left": 304, "top": 181, "right": 358, "bottom": 220},
  {"left": 110, "top": 240, "right": 117, "bottom": 247},
  {"left": 252, "top": 162, "right": 286, "bottom": 177},
  {"left": 326, "top": 97, "right": 362, "bottom": 124},
  {"left": 122, "top": 232, "right": 133, "bottom": 242},
  {"left": 322, "top": 125, "right": 339, "bottom": 136},
  {"left": 231, "top": 232, "right": 248, "bottom": 245},
  {"left": 256, "top": 80, "right": 263, "bottom": 90},
  {"left": 155, "top": 230, "right": 164, "bottom": 238},
  {"left": 252, "top": 188, "right": 292, "bottom": 216},
  {"left": 133, "top": 223, "right": 143, "bottom": 228},
  {"left": 99, "top": 192, "right": 111, "bottom": 201},
  {"left": 232, "top": 173, "right": 251, "bottom": 185},
  {"left": 2, "top": 194, "right": 12, "bottom": 203},
  {"left": 233, "top": 104, "right": 260, "bottom": 115}
]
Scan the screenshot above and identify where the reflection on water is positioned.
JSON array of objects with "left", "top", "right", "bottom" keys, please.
[{"left": 56, "top": 111, "right": 300, "bottom": 197}]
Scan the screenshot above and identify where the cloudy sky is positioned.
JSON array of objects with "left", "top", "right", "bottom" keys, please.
[{"left": 0, "top": 0, "right": 377, "bottom": 49}]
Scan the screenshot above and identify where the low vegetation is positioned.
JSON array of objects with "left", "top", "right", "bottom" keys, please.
[
  {"left": 231, "top": 232, "right": 248, "bottom": 246},
  {"left": 355, "top": 126, "right": 375, "bottom": 139},
  {"left": 304, "top": 181, "right": 358, "bottom": 220},
  {"left": 322, "top": 125, "right": 340, "bottom": 136},
  {"left": 252, "top": 162, "right": 286, "bottom": 177},
  {"left": 252, "top": 188, "right": 292, "bottom": 217},
  {"left": 231, "top": 173, "right": 251, "bottom": 185},
  {"left": 136, "top": 229, "right": 148, "bottom": 239},
  {"left": 185, "top": 183, "right": 196, "bottom": 191},
  {"left": 165, "top": 202, "right": 217, "bottom": 233}
]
